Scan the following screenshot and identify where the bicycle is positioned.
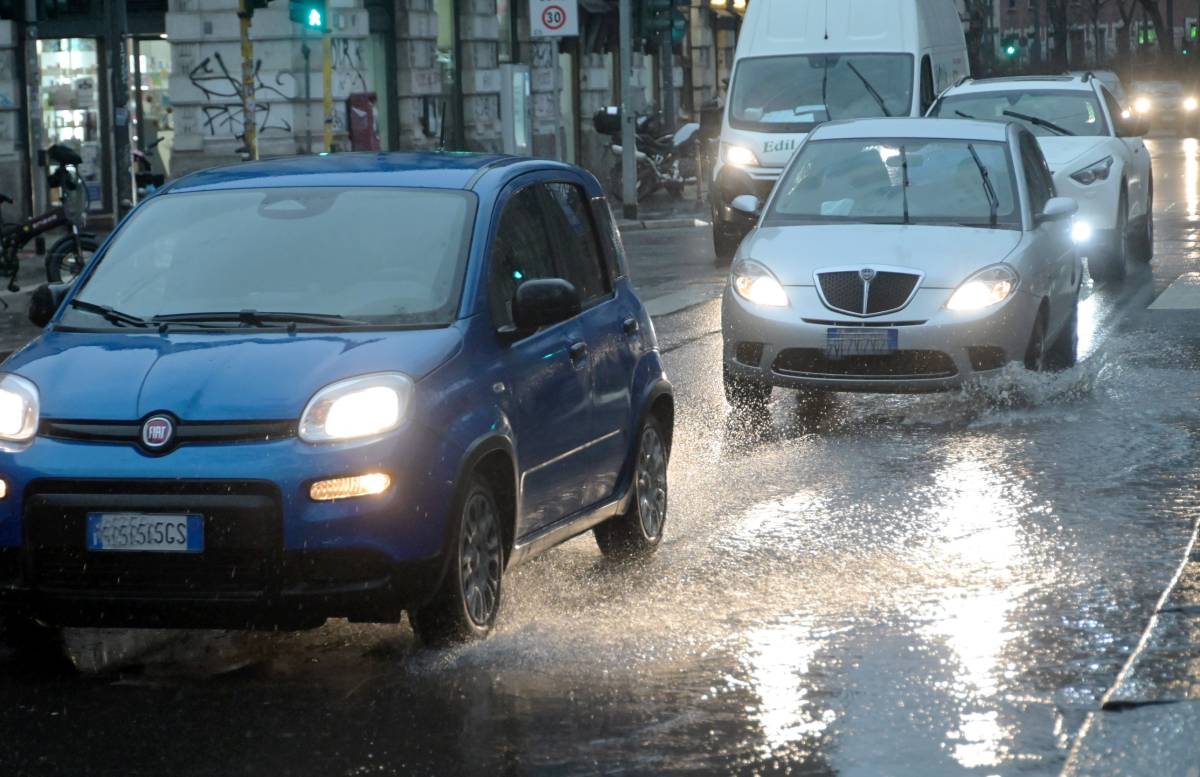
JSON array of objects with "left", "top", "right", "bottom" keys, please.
[{"left": 0, "top": 144, "right": 101, "bottom": 293}]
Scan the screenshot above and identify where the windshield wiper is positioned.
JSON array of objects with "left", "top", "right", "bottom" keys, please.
[
  {"left": 69, "top": 299, "right": 152, "bottom": 328},
  {"left": 820, "top": 56, "right": 834, "bottom": 120},
  {"left": 152, "top": 310, "right": 368, "bottom": 327},
  {"left": 846, "top": 62, "right": 892, "bottom": 117},
  {"left": 955, "top": 110, "right": 977, "bottom": 119},
  {"left": 967, "top": 143, "right": 1000, "bottom": 227},
  {"left": 899, "top": 145, "right": 911, "bottom": 225},
  {"left": 1001, "top": 109, "right": 1074, "bottom": 136}
]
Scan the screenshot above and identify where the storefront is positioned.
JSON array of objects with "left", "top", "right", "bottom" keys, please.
[{"left": 36, "top": 37, "right": 106, "bottom": 212}]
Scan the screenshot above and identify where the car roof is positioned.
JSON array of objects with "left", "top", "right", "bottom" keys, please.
[
  {"left": 164, "top": 152, "right": 579, "bottom": 194},
  {"left": 810, "top": 117, "right": 1011, "bottom": 142},
  {"left": 944, "top": 75, "right": 1096, "bottom": 96}
]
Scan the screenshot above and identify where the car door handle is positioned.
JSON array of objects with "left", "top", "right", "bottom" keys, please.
[
  {"left": 622, "top": 317, "right": 639, "bottom": 335},
  {"left": 569, "top": 341, "right": 588, "bottom": 365}
]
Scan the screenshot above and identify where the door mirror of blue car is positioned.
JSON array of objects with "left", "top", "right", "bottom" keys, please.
[
  {"left": 28, "top": 283, "right": 71, "bottom": 329},
  {"left": 507, "top": 278, "right": 582, "bottom": 337}
]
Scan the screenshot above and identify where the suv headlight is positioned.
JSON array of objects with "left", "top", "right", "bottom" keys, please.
[
  {"left": 1069, "top": 156, "right": 1114, "bottom": 186},
  {"left": 0, "top": 374, "right": 39, "bottom": 443},
  {"left": 723, "top": 144, "right": 761, "bottom": 167},
  {"left": 298, "top": 373, "right": 413, "bottom": 443},
  {"left": 947, "top": 265, "right": 1019, "bottom": 311},
  {"left": 732, "top": 260, "right": 789, "bottom": 307}
]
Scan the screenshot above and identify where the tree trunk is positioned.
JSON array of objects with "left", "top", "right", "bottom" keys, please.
[
  {"left": 1048, "top": 0, "right": 1070, "bottom": 69},
  {"left": 1136, "top": 0, "right": 1173, "bottom": 58}
]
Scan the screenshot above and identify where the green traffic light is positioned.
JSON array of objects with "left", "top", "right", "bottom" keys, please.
[
  {"left": 1005, "top": 45, "right": 1017, "bottom": 57},
  {"left": 307, "top": 7, "right": 322, "bottom": 27}
]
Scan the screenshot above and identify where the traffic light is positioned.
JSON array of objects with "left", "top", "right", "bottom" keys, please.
[
  {"left": 1002, "top": 38, "right": 1019, "bottom": 58},
  {"left": 289, "top": 0, "right": 329, "bottom": 31},
  {"left": 638, "top": 0, "right": 687, "bottom": 48}
]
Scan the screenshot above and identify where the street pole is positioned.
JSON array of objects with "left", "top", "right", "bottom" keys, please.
[
  {"left": 619, "top": 0, "right": 637, "bottom": 219},
  {"left": 1031, "top": 0, "right": 1041, "bottom": 68},
  {"left": 106, "top": 0, "right": 133, "bottom": 216},
  {"left": 23, "top": 0, "right": 46, "bottom": 224},
  {"left": 322, "top": 30, "right": 333, "bottom": 152},
  {"left": 237, "top": 0, "right": 258, "bottom": 160},
  {"left": 1167, "top": 0, "right": 1175, "bottom": 58},
  {"left": 660, "top": 33, "right": 676, "bottom": 134},
  {"left": 302, "top": 38, "right": 312, "bottom": 154}
]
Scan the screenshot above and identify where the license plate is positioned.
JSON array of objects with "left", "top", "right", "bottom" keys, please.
[
  {"left": 825, "top": 328, "right": 899, "bottom": 358},
  {"left": 86, "top": 513, "right": 204, "bottom": 554}
]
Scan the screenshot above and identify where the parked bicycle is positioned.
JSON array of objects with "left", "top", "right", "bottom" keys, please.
[
  {"left": 593, "top": 107, "right": 701, "bottom": 203},
  {"left": 0, "top": 144, "right": 100, "bottom": 292}
]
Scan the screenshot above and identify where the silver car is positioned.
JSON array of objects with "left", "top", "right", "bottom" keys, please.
[{"left": 722, "top": 118, "right": 1081, "bottom": 406}]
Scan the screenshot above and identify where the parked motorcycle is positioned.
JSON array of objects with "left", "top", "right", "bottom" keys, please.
[{"left": 593, "top": 107, "right": 701, "bottom": 203}]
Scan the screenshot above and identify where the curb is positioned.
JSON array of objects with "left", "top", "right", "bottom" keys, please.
[{"left": 617, "top": 217, "right": 710, "bottom": 232}]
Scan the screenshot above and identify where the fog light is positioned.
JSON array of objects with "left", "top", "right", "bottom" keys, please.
[
  {"left": 310, "top": 473, "right": 391, "bottom": 502},
  {"left": 1071, "top": 220, "right": 1094, "bottom": 243}
]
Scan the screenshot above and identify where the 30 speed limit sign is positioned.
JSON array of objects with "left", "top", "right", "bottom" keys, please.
[{"left": 530, "top": 0, "right": 578, "bottom": 37}]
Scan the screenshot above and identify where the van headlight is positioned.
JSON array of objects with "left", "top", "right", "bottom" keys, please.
[
  {"left": 723, "top": 144, "right": 761, "bottom": 167},
  {"left": 0, "top": 374, "right": 39, "bottom": 443},
  {"left": 299, "top": 373, "right": 413, "bottom": 443},
  {"left": 947, "top": 265, "right": 1019, "bottom": 311},
  {"left": 732, "top": 260, "right": 789, "bottom": 307}
]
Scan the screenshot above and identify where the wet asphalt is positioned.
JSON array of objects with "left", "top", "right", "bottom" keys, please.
[{"left": 2, "top": 141, "right": 1200, "bottom": 776}]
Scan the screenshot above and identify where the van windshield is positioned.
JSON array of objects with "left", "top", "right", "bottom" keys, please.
[
  {"left": 729, "top": 54, "right": 915, "bottom": 133},
  {"left": 765, "top": 139, "right": 1021, "bottom": 229},
  {"left": 66, "top": 187, "right": 476, "bottom": 329}
]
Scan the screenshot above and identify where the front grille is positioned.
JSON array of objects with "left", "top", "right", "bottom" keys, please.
[
  {"left": 816, "top": 270, "right": 921, "bottom": 317},
  {"left": 39, "top": 419, "right": 295, "bottom": 446},
  {"left": 773, "top": 348, "right": 957, "bottom": 380},
  {"left": 24, "top": 480, "right": 281, "bottom": 597}
]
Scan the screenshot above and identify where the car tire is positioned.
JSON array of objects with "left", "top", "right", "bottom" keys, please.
[
  {"left": 410, "top": 475, "right": 504, "bottom": 647},
  {"left": 0, "top": 616, "right": 65, "bottom": 666},
  {"left": 1024, "top": 311, "right": 1048, "bottom": 373},
  {"left": 1045, "top": 299, "right": 1078, "bottom": 370},
  {"left": 594, "top": 415, "right": 669, "bottom": 561},
  {"left": 1131, "top": 177, "right": 1153, "bottom": 263},
  {"left": 45, "top": 235, "right": 99, "bottom": 284},
  {"left": 1090, "top": 189, "right": 1128, "bottom": 284},
  {"left": 714, "top": 224, "right": 742, "bottom": 265},
  {"left": 723, "top": 367, "right": 771, "bottom": 410}
]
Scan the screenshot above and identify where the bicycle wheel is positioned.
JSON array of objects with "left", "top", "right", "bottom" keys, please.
[{"left": 46, "top": 235, "right": 99, "bottom": 284}]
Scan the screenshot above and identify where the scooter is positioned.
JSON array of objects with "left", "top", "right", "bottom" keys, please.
[{"left": 593, "top": 107, "right": 701, "bottom": 203}]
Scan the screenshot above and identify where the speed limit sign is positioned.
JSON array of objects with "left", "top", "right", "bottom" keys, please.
[{"left": 530, "top": 0, "right": 578, "bottom": 37}]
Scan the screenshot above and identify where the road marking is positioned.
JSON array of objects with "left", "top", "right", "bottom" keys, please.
[
  {"left": 643, "top": 286, "right": 722, "bottom": 318},
  {"left": 1149, "top": 272, "right": 1200, "bottom": 310}
]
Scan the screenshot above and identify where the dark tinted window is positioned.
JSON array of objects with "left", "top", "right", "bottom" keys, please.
[
  {"left": 590, "top": 196, "right": 627, "bottom": 282},
  {"left": 1100, "top": 86, "right": 1125, "bottom": 132},
  {"left": 543, "top": 182, "right": 610, "bottom": 305},
  {"left": 489, "top": 186, "right": 556, "bottom": 328},
  {"left": 1018, "top": 133, "right": 1054, "bottom": 215}
]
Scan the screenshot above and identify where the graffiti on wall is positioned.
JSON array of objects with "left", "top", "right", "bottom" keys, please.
[
  {"left": 188, "top": 52, "right": 296, "bottom": 138},
  {"left": 331, "top": 39, "right": 369, "bottom": 96}
]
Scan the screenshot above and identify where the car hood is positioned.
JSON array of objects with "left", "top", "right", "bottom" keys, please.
[
  {"left": 741, "top": 224, "right": 1023, "bottom": 288},
  {"left": 1037, "top": 137, "right": 1112, "bottom": 175},
  {"left": 7, "top": 327, "right": 463, "bottom": 421}
]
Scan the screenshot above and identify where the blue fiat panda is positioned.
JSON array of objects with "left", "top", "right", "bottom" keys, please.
[{"left": 0, "top": 154, "right": 672, "bottom": 647}]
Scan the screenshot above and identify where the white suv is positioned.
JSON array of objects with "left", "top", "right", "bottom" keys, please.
[{"left": 930, "top": 74, "right": 1152, "bottom": 282}]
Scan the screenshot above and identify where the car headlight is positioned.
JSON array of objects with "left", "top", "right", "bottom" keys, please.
[
  {"left": 0, "top": 374, "right": 39, "bottom": 443},
  {"left": 732, "top": 260, "right": 789, "bottom": 307},
  {"left": 1069, "top": 156, "right": 1114, "bottom": 185},
  {"left": 947, "top": 265, "right": 1019, "bottom": 312},
  {"left": 1071, "top": 219, "right": 1094, "bottom": 244},
  {"left": 298, "top": 373, "right": 413, "bottom": 443},
  {"left": 1185, "top": 97, "right": 1198, "bottom": 112},
  {"left": 1134, "top": 97, "right": 1152, "bottom": 114},
  {"left": 723, "top": 144, "right": 761, "bottom": 167}
]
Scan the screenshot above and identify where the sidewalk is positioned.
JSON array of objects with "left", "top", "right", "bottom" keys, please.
[
  {"left": 615, "top": 191, "right": 709, "bottom": 232},
  {"left": 1061, "top": 282, "right": 1200, "bottom": 776},
  {"left": 0, "top": 254, "right": 51, "bottom": 361}
]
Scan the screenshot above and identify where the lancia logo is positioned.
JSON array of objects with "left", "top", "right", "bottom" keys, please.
[
  {"left": 859, "top": 268, "right": 877, "bottom": 283},
  {"left": 141, "top": 415, "right": 175, "bottom": 450}
]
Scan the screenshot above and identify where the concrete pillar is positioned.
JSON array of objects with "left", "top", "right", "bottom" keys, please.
[
  {"left": 457, "top": 0, "right": 501, "bottom": 151},
  {"left": 394, "top": 0, "right": 442, "bottom": 150},
  {"left": 0, "top": 21, "right": 27, "bottom": 216},
  {"left": 515, "top": 10, "right": 561, "bottom": 159}
]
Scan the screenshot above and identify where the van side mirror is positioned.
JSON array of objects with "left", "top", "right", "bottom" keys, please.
[
  {"left": 506, "top": 278, "right": 582, "bottom": 337},
  {"left": 1039, "top": 197, "right": 1078, "bottom": 223},
  {"left": 28, "top": 282, "right": 70, "bottom": 328}
]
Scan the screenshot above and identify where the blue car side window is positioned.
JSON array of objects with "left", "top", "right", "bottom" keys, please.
[
  {"left": 489, "top": 185, "right": 557, "bottom": 329},
  {"left": 542, "top": 182, "right": 611, "bottom": 307}
]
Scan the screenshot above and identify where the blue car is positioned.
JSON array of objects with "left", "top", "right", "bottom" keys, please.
[{"left": 0, "top": 153, "right": 673, "bottom": 646}]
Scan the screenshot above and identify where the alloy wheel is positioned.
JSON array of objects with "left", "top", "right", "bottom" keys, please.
[
  {"left": 635, "top": 425, "right": 668, "bottom": 540},
  {"left": 459, "top": 491, "right": 502, "bottom": 627}
]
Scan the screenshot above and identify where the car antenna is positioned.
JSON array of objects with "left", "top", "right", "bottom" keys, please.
[{"left": 824, "top": 0, "right": 829, "bottom": 39}]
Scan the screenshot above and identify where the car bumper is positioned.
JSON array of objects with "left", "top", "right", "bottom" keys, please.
[
  {"left": 722, "top": 285, "right": 1040, "bottom": 394},
  {"left": 0, "top": 429, "right": 456, "bottom": 628}
]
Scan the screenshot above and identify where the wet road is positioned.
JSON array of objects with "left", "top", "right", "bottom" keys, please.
[{"left": 4, "top": 141, "right": 1200, "bottom": 776}]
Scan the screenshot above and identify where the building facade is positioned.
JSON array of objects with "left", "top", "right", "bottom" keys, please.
[{"left": 0, "top": 0, "right": 743, "bottom": 223}]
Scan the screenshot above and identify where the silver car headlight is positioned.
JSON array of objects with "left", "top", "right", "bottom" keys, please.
[
  {"left": 732, "top": 260, "right": 789, "bottom": 307},
  {"left": 0, "top": 374, "right": 39, "bottom": 443},
  {"left": 298, "top": 373, "right": 413, "bottom": 443},
  {"left": 947, "top": 265, "right": 1019, "bottom": 312},
  {"left": 1069, "top": 156, "right": 1113, "bottom": 186}
]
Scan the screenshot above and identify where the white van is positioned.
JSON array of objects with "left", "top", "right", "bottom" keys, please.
[{"left": 710, "top": 0, "right": 969, "bottom": 260}]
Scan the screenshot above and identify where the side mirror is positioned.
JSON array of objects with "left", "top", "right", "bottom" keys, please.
[
  {"left": 1039, "top": 197, "right": 1078, "bottom": 223},
  {"left": 28, "top": 282, "right": 70, "bottom": 328},
  {"left": 731, "top": 194, "right": 761, "bottom": 216},
  {"left": 1118, "top": 113, "right": 1149, "bottom": 137},
  {"left": 509, "top": 278, "right": 581, "bottom": 336}
]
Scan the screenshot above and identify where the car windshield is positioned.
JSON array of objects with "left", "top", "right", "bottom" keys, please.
[
  {"left": 931, "top": 90, "right": 1109, "bottom": 137},
  {"left": 67, "top": 187, "right": 476, "bottom": 328},
  {"left": 729, "top": 53, "right": 915, "bottom": 133},
  {"left": 765, "top": 138, "right": 1021, "bottom": 228}
]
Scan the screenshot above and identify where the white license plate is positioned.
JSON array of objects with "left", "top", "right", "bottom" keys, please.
[
  {"left": 86, "top": 513, "right": 204, "bottom": 554},
  {"left": 825, "top": 328, "right": 899, "bottom": 358}
]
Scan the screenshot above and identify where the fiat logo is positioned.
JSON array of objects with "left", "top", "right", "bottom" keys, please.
[
  {"left": 859, "top": 268, "right": 877, "bottom": 283},
  {"left": 141, "top": 415, "right": 175, "bottom": 450}
]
